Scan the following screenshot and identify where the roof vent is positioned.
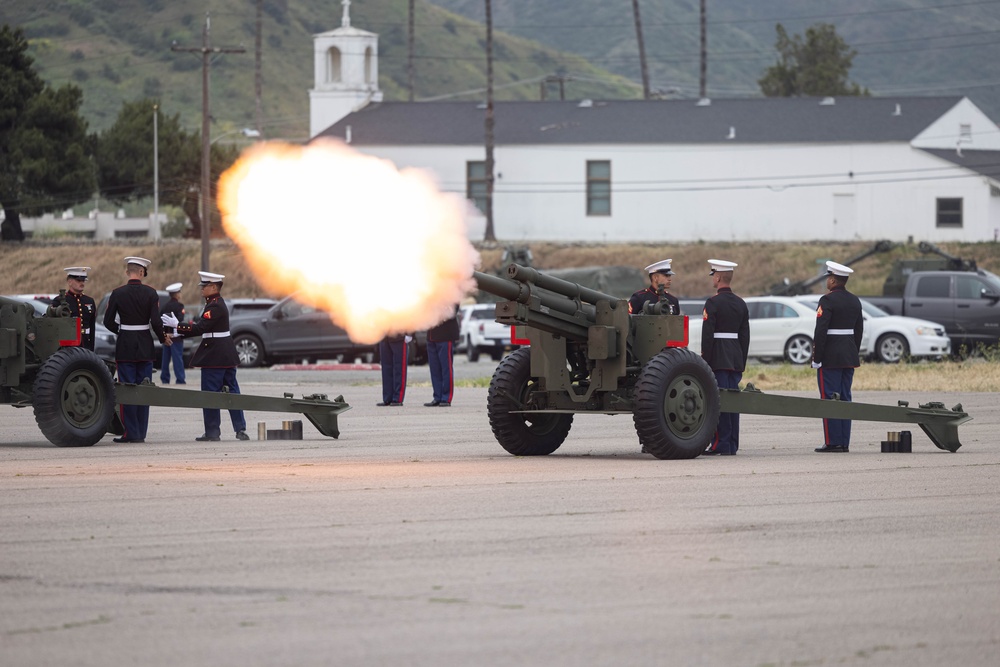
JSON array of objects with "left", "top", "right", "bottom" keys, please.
[
  {"left": 726, "top": 126, "right": 736, "bottom": 140},
  {"left": 820, "top": 97, "right": 836, "bottom": 106},
  {"left": 696, "top": 97, "right": 711, "bottom": 107},
  {"left": 892, "top": 103, "right": 902, "bottom": 116},
  {"left": 578, "top": 99, "right": 594, "bottom": 108}
]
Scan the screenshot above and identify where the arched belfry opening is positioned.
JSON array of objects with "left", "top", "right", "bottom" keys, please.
[
  {"left": 364, "top": 46, "right": 373, "bottom": 84},
  {"left": 327, "top": 47, "right": 342, "bottom": 83}
]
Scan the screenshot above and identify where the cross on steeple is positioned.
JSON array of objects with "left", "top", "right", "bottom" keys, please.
[{"left": 342, "top": 0, "right": 351, "bottom": 28}]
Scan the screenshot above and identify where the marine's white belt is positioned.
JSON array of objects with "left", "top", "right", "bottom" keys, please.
[
  {"left": 83, "top": 328, "right": 91, "bottom": 334},
  {"left": 828, "top": 329, "right": 854, "bottom": 335},
  {"left": 120, "top": 324, "right": 150, "bottom": 331},
  {"left": 713, "top": 333, "right": 739, "bottom": 339},
  {"left": 203, "top": 331, "right": 231, "bottom": 338}
]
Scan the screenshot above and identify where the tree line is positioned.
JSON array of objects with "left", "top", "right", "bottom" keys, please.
[
  {"left": 0, "top": 25, "right": 238, "bottom": 242},
  {"left": 1, "top": 19, "right": 865, "bottom": 242}
]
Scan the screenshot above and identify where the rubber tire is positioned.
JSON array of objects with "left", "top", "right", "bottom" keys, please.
[
  {"left": 32, "top": 347, "right": 115, "bottom": 447},
  {"left": 234, "top": 333, "right": 265, "bottom": 368},
  {"left": 784, "top": 334, "right": 813, "bottom": 365},
  {"left": 487, "top": 348, "right": 573, "bottom": 456},
  {"left": 875, "top": 333, "right": 909, "bottom": 363},
  {"left": 467, "top": 342, "right": 481, "bottom": 362},
  {"left": 633, "top": 348, "right": 720, "bottom": 460}
]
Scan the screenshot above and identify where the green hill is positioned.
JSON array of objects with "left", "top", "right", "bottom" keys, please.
[
  {"left": 0, "top": 0, "right": 641, "bottom": 140},
  {"left": 431, "top": 0, "right": 1000, "bottom": 121}
]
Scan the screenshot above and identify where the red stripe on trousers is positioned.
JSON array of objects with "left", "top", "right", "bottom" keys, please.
[
  {"left": 819, "top": 369, "right": 830, "bottom": 445},
  {"left": 397, "top": 343, "right": 408, "bottom": 403},
  {"left": 446, "top": 341, "right": 454, "bottom": 403}
]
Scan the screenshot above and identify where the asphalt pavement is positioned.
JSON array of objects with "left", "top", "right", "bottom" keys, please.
[{"left": 2, "top": 361, "right": 998, "bottom": 666}]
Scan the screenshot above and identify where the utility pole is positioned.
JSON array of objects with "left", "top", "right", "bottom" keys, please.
[
  {"left": 631, "top": 0, "right": 650, "bottom": 100},
  {"left": 699, "top": 0, "right": 707, "bottom": 98},
  {"left": 153, "top": 104, "right": 159, "bottom": 240},
  {"left": 255, "top": 0, "right": 263, "bottom": 136},
  {"left": 172, "top": 13, "right": 245, "bottom": 271},
  {"left": 483, "top": 0, "right": 496, "bottom": 242},
  {"left": 407, "top": 0, "right": 415, "bottom": 102}
]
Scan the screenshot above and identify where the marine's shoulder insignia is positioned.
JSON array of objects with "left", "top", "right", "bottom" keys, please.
[{"left": 816, "top": 306, "right": 823, "bottom": 318}]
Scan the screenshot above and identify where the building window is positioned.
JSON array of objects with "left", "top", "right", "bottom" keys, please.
[
  {"left": 364, "top": 46, "right": 373, "bottom": 84},
  {"left": 960, "top": 123, "right": 972, "bottom": 142},
  {"left": 936, "top": 198, "right": 963, "bottom": 227},
  {"left": 467, "top": 161, "right": 488, "bottom": 213},
  {"left": 587, "top": 160, "right": 611, "bottom": 216},
  {"left": 327, "top": 47, "right": 342, "bottom": 83}
]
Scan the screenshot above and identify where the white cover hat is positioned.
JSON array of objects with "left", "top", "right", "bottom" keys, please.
[
  {"left": 825, "top": 260, "right": 854, "bottom": 277},
  {"left": 165, "top": 282, "right": 183, "bottom": 293},
  {"left": 63, "top": 266, "right": 91, "bottom": 280},
  {"left": 198, "top": 271, "right": 225, "bottom": 285},
  {"left": 124, "top": 256, "right": 151, "bottom": 268},
  {"left": 708, "top": 259, "right": 738, "bottom": 274},
  {"left": 644, "top": 259, "right": 674, "bottom": 276}
]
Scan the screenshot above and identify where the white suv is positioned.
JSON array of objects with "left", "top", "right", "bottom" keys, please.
[{"left": 460, "top": 303, "right": 518, "bottom": 362}]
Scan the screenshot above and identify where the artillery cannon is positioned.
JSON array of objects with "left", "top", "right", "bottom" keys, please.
[
  {"left": 0, "top": 295, "right": 350, "bottom": 447},
  {"left": 768, "top": 240, "right": 896, "bottom": 297},
  {"left": 474, "top": 265, "right": 970, "bottom": 459}
]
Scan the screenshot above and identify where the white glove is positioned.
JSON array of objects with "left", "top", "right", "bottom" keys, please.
[
  {"left": 404, "top": 335, "right": 413, "bottom": 343},
  {"left": 161, "top": 313, "right": 180, "bottom": 328},
  {"left": 811, "top": 361, "right": 822, "bottom": 369}
]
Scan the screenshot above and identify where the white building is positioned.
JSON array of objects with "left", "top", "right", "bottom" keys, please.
[{"left": 309, "top": 14, "right": 1000, "bottom": 243}]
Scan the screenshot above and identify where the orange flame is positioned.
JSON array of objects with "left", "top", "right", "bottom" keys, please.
[{"left": 218, "top": 139, "right": 479, "bottom": 344}]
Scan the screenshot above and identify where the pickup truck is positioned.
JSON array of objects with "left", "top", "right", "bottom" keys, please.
[
  {"left": 864, "top": 269, "right": 1000, "bottom": 352},
  {"left": 460, "top": 303, "right": 519, "bottom": 362}
]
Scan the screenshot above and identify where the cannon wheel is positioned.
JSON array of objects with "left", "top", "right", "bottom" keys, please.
[
  {"left": 33, "top": 347, "right": 116, "bottom": 447},
  {"left": 633, "top": 348, "right": 720, "bottom": 459},
  {"left": 488, "top": 348, "right": 573, "bottom": 456}
]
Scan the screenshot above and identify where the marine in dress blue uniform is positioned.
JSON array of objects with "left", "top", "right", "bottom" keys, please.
[
  {"left": 159, "top": 282, "right": 186, "bottom": 385},
  {"left": 167, "top": 272, "right": 249, "bottom": 441},
  {"left": 812, "top": 261, "right": 864, "bottom": 453},
  {"left": 629, "top": 259, "right": 680, "bottom": 315},
  {"left": 103, "top": 257, "right": 168, "bottom": 443},
  {"left": 700, "top": 259, "right": 750, "bottom": 456},
  {"left": 424, "top": 306, "right": 460, "bottom": 407},
  {"left": 54, "top": 266, "right": 97, "bottom": 351},
  {"left": 377, "top": 333, "right": 408, "bottom": 406}
]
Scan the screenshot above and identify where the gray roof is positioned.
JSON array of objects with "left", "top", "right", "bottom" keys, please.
[
  {"left": 317, "top": 96, "right": 965, "bottom": 146},
  {"left": 920, "top": 148, "right": 1000, "bottom": 182}
]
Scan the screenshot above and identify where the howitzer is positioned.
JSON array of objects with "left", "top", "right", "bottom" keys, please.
[
  {"left": 0, "top": 296, "right": 350, "bottom": 446},
  {"left": 473, "top": 265, "right": 970, "bottom": 459}
]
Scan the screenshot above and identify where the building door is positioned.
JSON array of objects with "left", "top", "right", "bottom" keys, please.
[{"left": 833, "top": 193, "right": 857, "bottom": 237}]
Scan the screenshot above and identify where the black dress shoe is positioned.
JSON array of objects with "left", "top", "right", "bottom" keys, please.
[
  {"left": 438, "top": 401, "right": 451, "bottom": 407},
  {"left": 112, "top": 437, "right": 144, "bottom": 443},
  {"left": 815, "top": 445, "right": 848, "bottom": 452},
  {"left": 424, "top": 400, "right": 441, "bottom": 407},
  {"left": 702, "top": 448, "right": 721, "bottom": 455},
  {"left": 196, "top": 434, "right": 221, "bottom": 442},
  {"left": 235, "top": 431, "right": 250, "bottom": 441},
  {"left": 389, "top": 402, "right": 403, "bottom": 406}
]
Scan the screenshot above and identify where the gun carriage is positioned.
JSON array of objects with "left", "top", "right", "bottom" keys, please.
[{"left": 474, "top": 264, "right": 970, "bottom": 459}]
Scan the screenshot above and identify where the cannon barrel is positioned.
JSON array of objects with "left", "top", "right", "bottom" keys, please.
[
  {"left": 506, "top": 264, "right": 620, "bottom": 306},
  {"left": 473, "top": 270, "right": 597, "bottom": 320}
]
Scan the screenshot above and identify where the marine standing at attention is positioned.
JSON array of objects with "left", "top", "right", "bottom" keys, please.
[
  {"left": 103, "top": 257, "right": 169, "bottom": 443},
  {"left": 159, "top": 282, "right": 186, "bottom": 385},
  {"left": 163, "top": 271, "right": 250, "bottom": 442},
  {"left": 54, "top": 266, "right": 97, "bottom": 351},
  {"left": 812, "top": 261, "right": 864, "bottom": 453},
  {"left": 701, "top": 259, "right": 750, "bottom": 456},
  {"left": 629, "top": 259, "right": 680, "bottom": 315}
]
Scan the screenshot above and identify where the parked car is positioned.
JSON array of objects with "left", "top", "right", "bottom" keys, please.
[
  {"left": 863, "top": 269, "right": 1000, "bottom": 352},
  {"left": 685, "top": 296, "right": 818, "bottom": 364},
  {"left": 227, "top": 296, "right": 429, "bottom": 367},
  {"left": 796, "top": 295, "right": 949, "bottom": 363},
  {"left": 459, "top": 303, "right": 518, "bottom": 362},
  {"left": 2, "top": 295, "right": 50, "bottom": 316}
]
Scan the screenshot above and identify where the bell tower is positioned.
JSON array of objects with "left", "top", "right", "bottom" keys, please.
[{"left": 309, "top": 0, "right": 382, "bottom": 137}]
